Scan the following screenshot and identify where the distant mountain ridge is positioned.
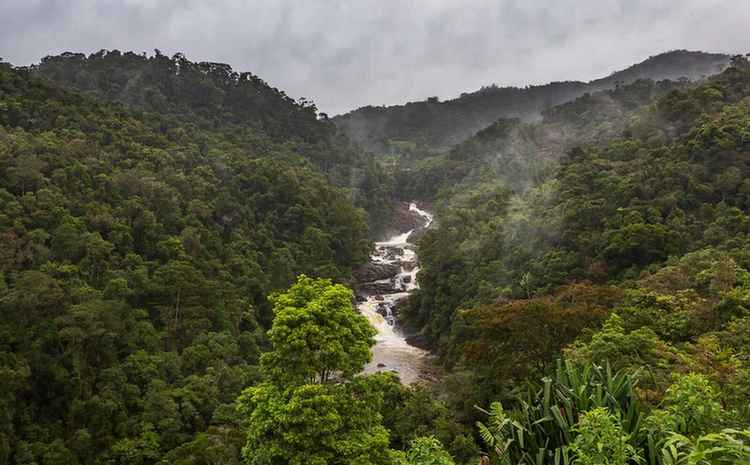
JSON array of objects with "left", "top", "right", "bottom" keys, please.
[{"left": 334, "top": 50, "right": 731, "bottom": 152}]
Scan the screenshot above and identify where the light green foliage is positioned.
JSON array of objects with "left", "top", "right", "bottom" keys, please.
[
  {"left": 569, "top": 408, "right": 640, "bottom": 465},
  {"left": 568, "top": 313, "right": 678, "bottom": 373},
  {"left": 261, "top": 275, "right": 376, "bottom": 383},
  {"left": 237, "top": 381, "right": 392, "bottom": 465},
  {"left": 663, "top": 374, "right": 724, "bottom": 435},
  {"left": 401, "top": 436, "right": 456, "bottom": 465},
  {"left": 476, "top": 361, "right": 642, "bottom": 465},
  {"left": 661, "top": 429, "right": 750, "bottom": 465},
  {"left": 237, "top": 278, "right": 392, "bottom": 465}
]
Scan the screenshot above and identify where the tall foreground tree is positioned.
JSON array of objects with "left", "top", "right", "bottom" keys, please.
[
  {"left": 236, "top": 276, "right": 393, "bottom": 465},
  {"left": 238, "top": 379, "right": 392, "bottom": 465},
  {"left": 260, "top": 274, "right": 376, "bottom": 384}
]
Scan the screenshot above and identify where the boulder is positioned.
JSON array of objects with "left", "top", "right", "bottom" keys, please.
[
  {"left": 354, "top": 262, "right": 400, "bottom": 283},
  {"left": 405, "top": 334, "right": 431, "bottom": 350},
  {"left": 376, "top": 303, "right": 390, "bottom": 317},
  {"left": 401, "top": 260, "right": 418, "bottom": 271},
  {"left": 358, "top": 281, "right": 399, "bottom": 295},
  {"left": 382, "top": 247, "right": 405, "bottom": 260}
]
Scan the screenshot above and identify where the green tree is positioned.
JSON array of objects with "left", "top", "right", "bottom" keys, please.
[
  {"left": 401, "top": 436, "right": 456, "bottom": 465},
  {"left": 663, "top": 373, "right": 724, "bottom": 436},
  {"left": 569, "top": 408, "right": 640, "bottom": 465},
  {"left": 260, "top": 275, "right": 376, "bottom": 383},
  {"left": 237, "top": 277, "right": 391, "bottom": 465},
  {"left": 237, "top": 380, "right": 392, "bottom": 465}
]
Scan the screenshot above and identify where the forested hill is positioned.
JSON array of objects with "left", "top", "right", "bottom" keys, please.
[
  {"left": 334, "top": 50, "right": 730, "bottom": 152},
  {"left": 29, "top": 50, "right": 395, "bottom": 230},
  {"left": 402, "top": 57, "right": 750, "bottom": 433},
  {"left": 0, "top": 57, "right": 377, "bottom": 462},
  {"left": 394, "top": 77, "right": 689, "bottom": 201}
]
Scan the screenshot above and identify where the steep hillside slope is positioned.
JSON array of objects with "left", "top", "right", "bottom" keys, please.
[
  {"left": 0, "top": 59, "right": 372, "bottom": 463},
  {"left": 404, "top": 59, "right": 750, "bottom": 398},
  {"left": 395, "top": 77, "right": 689, "bottom": 201},
  {"left": 31, "top": 50, "right": 396, "bottom": 233}
]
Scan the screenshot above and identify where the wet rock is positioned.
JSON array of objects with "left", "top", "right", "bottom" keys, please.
[
  {"left": 358, "top": 281, "right": 399, "bottom": 295},
  {"left": 378, "top": 202, "right": 427, "bottom": 239},
  {"left": 355, "top": 294, "right": 366, "bottom": 303},
  {"left": 354, "top": 262, "right": 400, "bottom": 283},
  {"left": 402, "top": 275, "right": 412, "bottom": 284},
  {"left": 409, "top": 227, "right": 429, "bottom": 243},
  {"left": 377, "top": 363, "right": 386, "bottom": 368},
  {"left": 381, "top": 247, "right": 405, "bottom": 261},
  {"left": 373, "top": 294, "right": 384, "bottom": 301},
  {"left": 401, "top": 260, "right": 418, "bottom": 271},
  {"left": 376, "top": 303, "right": 390, "bottom": 317},
  {"left": 405, "top": 334, "right": 431, "bottom": 350}
]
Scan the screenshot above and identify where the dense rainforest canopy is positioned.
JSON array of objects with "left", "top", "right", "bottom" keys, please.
[
  {"left": 1, "top": 49, "right": 750, "bottom": 465},
  {"left": 0, "top": 53, "right": 380, "bottom": 464},
  {"left": 396, "top": 56, "right": 750, "bottom": 462}
]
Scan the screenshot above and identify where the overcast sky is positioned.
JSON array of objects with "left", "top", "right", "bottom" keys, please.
[{"left": 2, "top": 0, "right": 749, "bottom": 115}]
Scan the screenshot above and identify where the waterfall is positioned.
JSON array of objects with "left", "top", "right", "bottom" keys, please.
[{"left": 359, "top": 202, "right": 433, "bottom": 384}]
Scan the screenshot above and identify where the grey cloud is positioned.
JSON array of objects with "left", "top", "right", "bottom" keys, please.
[{"left": 1, "top": 0, "right": 749, "bottom": 114}]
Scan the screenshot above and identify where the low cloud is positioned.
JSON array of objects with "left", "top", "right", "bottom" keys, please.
[{"left": 2, "top": 0, "right": 749, "bottom": 114}]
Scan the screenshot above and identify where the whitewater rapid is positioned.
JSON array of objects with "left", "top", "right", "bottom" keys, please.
[{"left": 360, "top": 203, "right": 434, "bottom": 384}]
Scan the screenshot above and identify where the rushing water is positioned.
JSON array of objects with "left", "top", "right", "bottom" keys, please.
[{"left": 360, "top": 203, "right": 434, "bottom": 384}]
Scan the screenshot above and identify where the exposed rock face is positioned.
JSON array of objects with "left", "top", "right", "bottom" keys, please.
[
  {"left": 377, "top": 202, "right": 426, "bottom": 240},
  {"left": 354, "top": 262, "right": 400, "bottom": 283}
]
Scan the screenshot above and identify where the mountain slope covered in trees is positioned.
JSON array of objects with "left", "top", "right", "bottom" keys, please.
[
  {"left": 2, "top": 48, "right": 750, "bottom": 465},
  {"left": 30, "top": 50, "right": 397, "bottom": 234},
  {"left": 334, "top": 50, "right": 730, "bottom": 153},
  {"left": 0, "top": 56, "right": 378, "bottom": 463},
  {"left": 399, "top": 58, "right": 750, "bottom": 453}
]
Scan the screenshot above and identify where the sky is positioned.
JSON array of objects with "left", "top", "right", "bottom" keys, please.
[{"left": 2, "top": 0, "right": 750, "bottom": 115}]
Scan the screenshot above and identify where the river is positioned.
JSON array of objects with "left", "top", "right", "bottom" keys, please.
[{"left": 359, "top": 203, "right": 434, "bottom": 384}]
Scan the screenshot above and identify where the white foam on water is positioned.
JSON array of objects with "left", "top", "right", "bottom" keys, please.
[{"left": 360, "top": 203, "right": 434, "bottom": 384}]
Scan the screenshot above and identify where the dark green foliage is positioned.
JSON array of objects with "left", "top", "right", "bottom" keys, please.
[
  {"left": 406, "top": 62, "right": 750, "bottom": 355},
  {"left": 396, "top": 60, "right": 750, "bottom": 463},
  {"left": 30, "top": 50, "right": 397, "bottom": 235},
  {"left": 4, "top": 47, "right": 750, "bottom": 465},
  {"left": 0, "top": 58, "right": 374, "bottom": 464}
]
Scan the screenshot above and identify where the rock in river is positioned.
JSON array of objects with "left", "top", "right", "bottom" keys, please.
[{"left": 354, "top": 262, "right": 400, "bottom": 283}]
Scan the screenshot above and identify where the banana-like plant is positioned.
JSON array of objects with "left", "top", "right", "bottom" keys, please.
[
  {"left": 660, "top": 429, "right": 750, "bottom": 465},
  {"left": 476, "top": 360, "right": 641, "bottom": 465}
]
